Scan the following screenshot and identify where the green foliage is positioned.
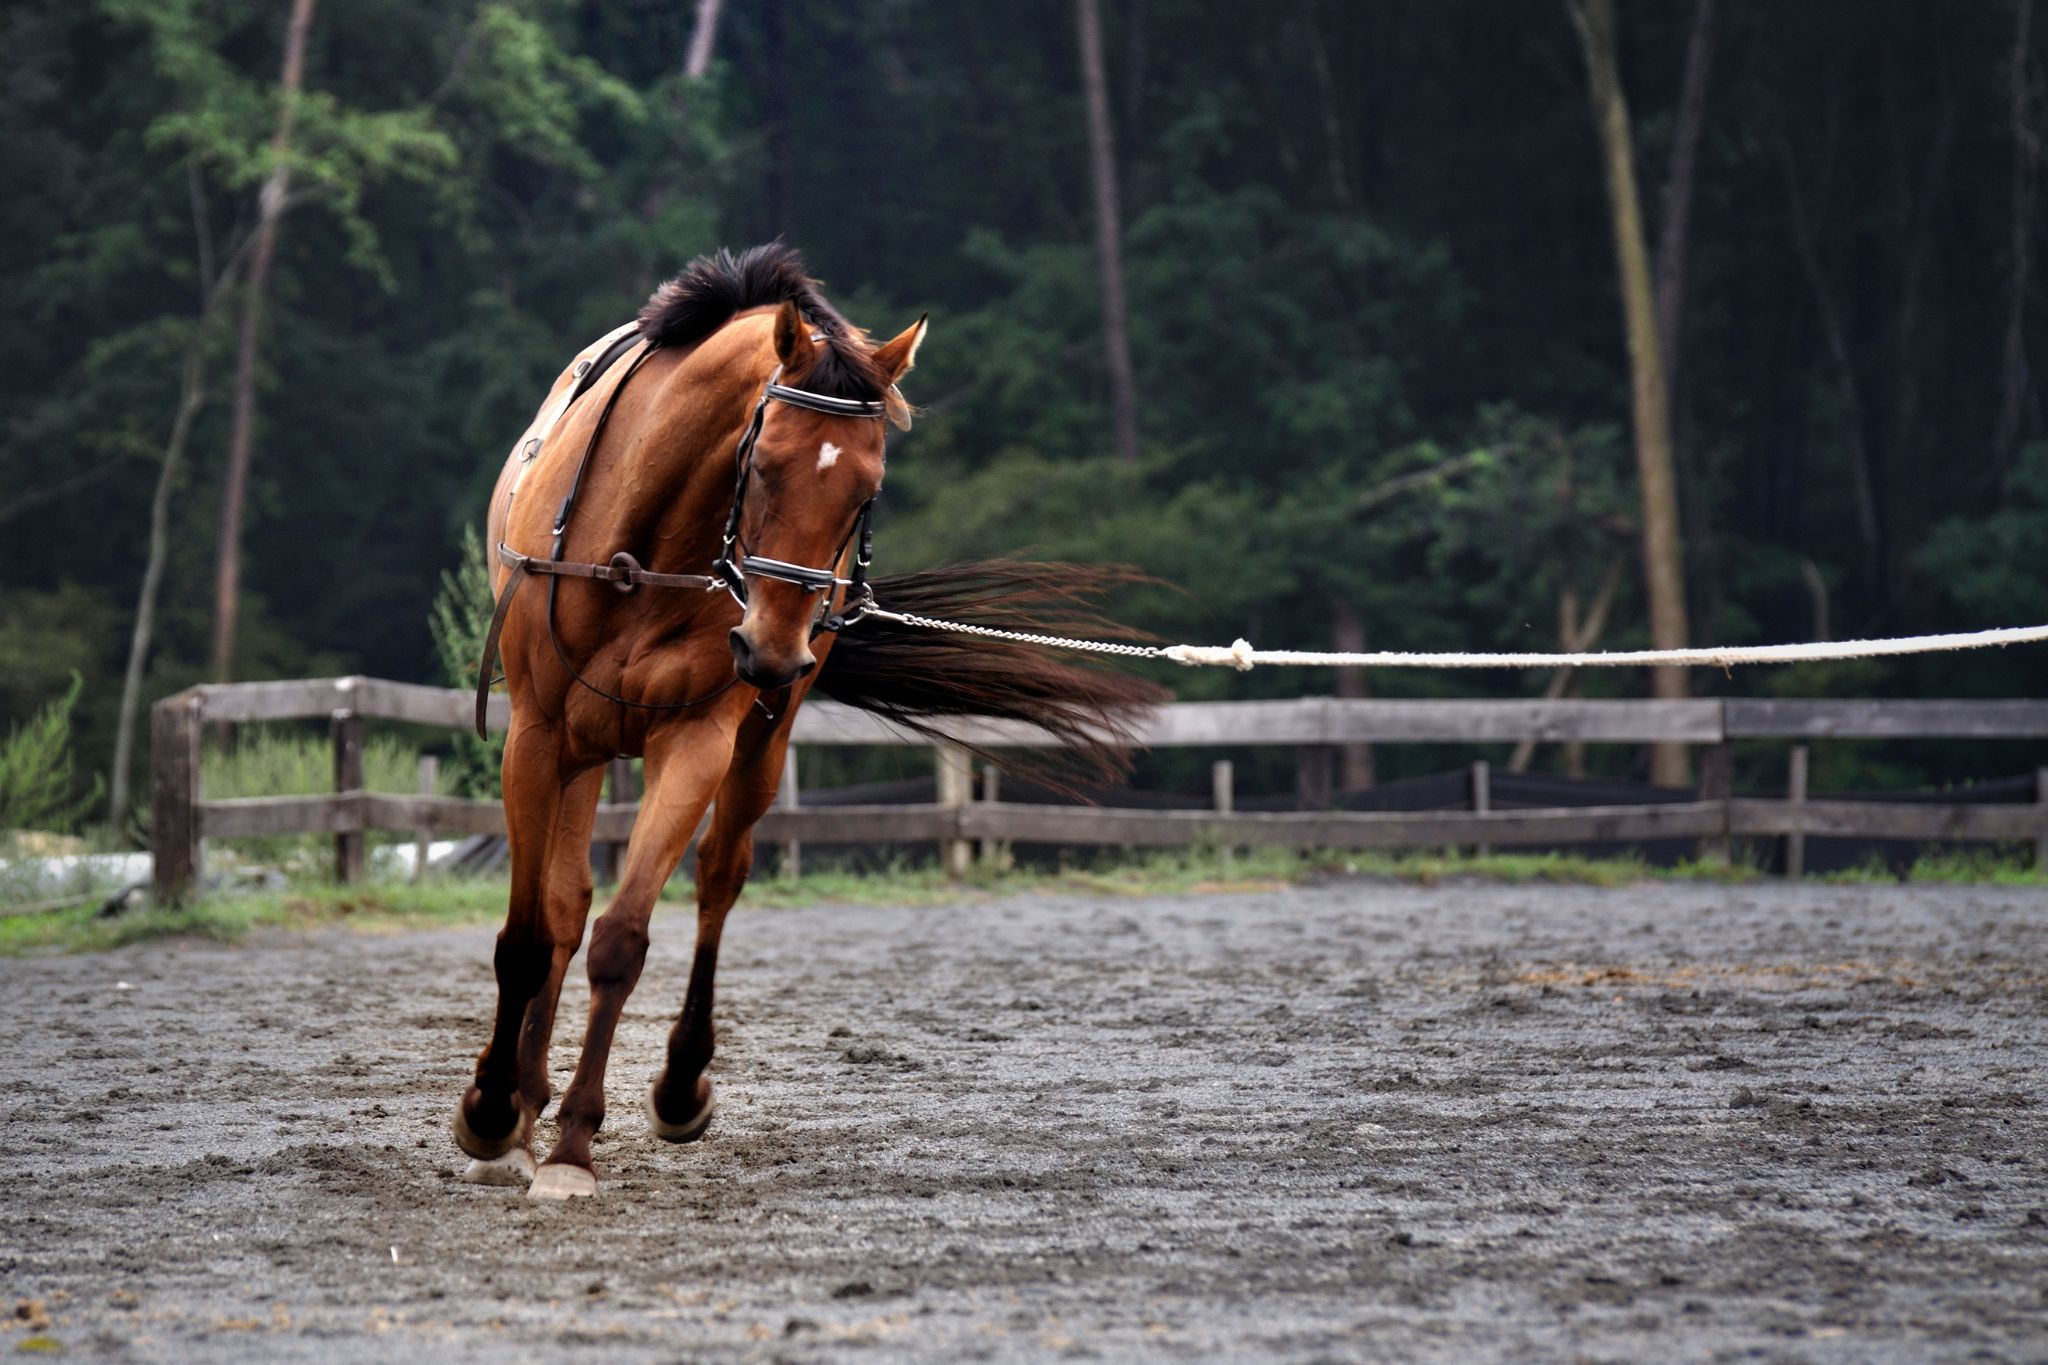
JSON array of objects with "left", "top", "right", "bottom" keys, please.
[
  {"left": 203, "top": 726, "right": 429, "bottom": 801},
  {"left": 0, "top": 873, "right": 512, "bottom": 956},
  {"left": 107, "top": 0, "right": 463, "bottom": 288},
  {"left": 428, "top": 524, "right": 504, "bottom": 798},
  {"left": 203, "top": 725, "right": 441, "bottom": 865},
  {"left": 458, "top": 3, "right": 647, "bottom": 180},
  {"left": 0, "top": 674, "right": 101, "bottom": 835},
  {"left": 5, "top": 0, "right": 2045, "bottom": 817},
  {"left": 1920, "top": 442, "right": 2048, "bottom": 630}
]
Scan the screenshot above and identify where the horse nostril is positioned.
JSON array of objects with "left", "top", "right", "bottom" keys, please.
[{"left": 728, "top": 628, "right": 753, "bottom": 674}]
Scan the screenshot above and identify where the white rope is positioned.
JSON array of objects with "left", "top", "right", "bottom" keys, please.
[{"left": 860, "top": 605, "right": 2048, "bottom": 673}]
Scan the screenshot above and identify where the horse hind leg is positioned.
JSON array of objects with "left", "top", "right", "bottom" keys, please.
[
  {"left": 529, "top": 720, "right": 732, "bottom": 1200},
  {"left": 513, "top": 766, "right": 606, "bottom": 1123}
]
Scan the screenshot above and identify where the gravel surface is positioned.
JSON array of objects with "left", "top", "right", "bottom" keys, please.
[{"left": 3, "top": 880, "right": 2046, "bottom": 1362}]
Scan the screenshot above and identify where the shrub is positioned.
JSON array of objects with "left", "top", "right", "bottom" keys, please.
[
  {"left": 0, "top": 674, "right": 101, "bottom": 836},
  {"left": 429, "top": 525, "right": 505, "bottom": 798}
]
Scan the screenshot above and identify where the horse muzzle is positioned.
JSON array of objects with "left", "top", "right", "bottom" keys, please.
[{"left": 728, "top": 627, "right": 816, "bottom": 692}]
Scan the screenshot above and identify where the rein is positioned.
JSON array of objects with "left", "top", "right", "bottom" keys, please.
[{"left": 474, "top": 335, "right": 888, "bottom": 738}]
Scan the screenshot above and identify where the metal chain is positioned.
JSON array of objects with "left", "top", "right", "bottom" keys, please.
[{"left": 858, "top": 606, "right": 1170, "bottom": 659}]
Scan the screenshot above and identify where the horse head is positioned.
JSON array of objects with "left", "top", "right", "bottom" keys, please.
[{"left": 725, "top": 297, "right": 925, "bottom": 691}]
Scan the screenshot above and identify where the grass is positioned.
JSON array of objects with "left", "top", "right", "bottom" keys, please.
[
  {"left": 0, "top": 846, "right": 1760, "bottom": 957},
  {"left": 8, "top": 841, "right": 2043, "bottom": 958},
  {"left": 1818, "top": 847, "right": 2048, "bottom": 887},
  {"left": 0, "top": 878, "right": 510, "bottom": 957}
]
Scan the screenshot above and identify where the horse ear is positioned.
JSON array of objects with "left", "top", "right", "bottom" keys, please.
[
  {"left": 772, "top": 298, "right": 813, "bottom": 370},
  {"left": 871, "top": 314, "right": 928, "bottom": 386}
]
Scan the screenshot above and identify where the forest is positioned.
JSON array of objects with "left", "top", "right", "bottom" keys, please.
[{"left": 5, "top": 0, "right": 2047, "bottom": 834}]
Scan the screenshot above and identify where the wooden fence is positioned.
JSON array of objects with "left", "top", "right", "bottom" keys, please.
[{"left": 150, "top": 677, "right": 2048, "bottom": 901}]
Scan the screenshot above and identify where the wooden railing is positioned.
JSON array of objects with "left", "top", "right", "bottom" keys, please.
[{"left": 150, "top": 677, "right": 2048, "bottom": 901}]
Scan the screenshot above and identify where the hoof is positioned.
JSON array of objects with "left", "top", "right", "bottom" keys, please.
[
  {"left": 461, "top": 1147, "right": 535, "bottom": 1187},
  {"left": 453, "top": 1092, "right": 531, "bottom": 1162},
  {"left": 646, "top": 1079, "right": 716, "bottom": 1144},
  {"left": 527, "top": 1163, "right": 597, "bottom": 1202}
]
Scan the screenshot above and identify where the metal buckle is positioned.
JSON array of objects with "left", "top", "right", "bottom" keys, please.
[{"left": 605, "top": 551, "right": 640, "bottom": 593}]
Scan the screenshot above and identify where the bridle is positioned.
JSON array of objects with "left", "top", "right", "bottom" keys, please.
[
  {"left": 472, "top": 338, "right": 890, "bottom": 738},
  {"left": 711, "top": 362, "right": 885, "bottom": 634}
]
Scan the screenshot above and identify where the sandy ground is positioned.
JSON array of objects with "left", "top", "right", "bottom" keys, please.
[{"left": 2, "top": 880, "right": 2046, "bottom": 1363}]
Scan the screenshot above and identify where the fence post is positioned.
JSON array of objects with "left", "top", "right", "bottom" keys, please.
[
  {"left": 778, "top": 747, "right": 801, "bottom": 879},
  {"left": 1212, "top": 759, "right": 1236, "bottom": 873},
  {"left": 1471, "top": 759, "right": 1492, "bottom": 857},
  {"left": 935, "top": 742, "right": 973, "bottom": 879},
  {"left": 1785, "top": 745, "right": 1809, "bottom": 879},
  {"left": 150, "top": 691, "right": 202, "bottom": 904},
  {"left": 594, "top": 757, "right": 635, "bottom": 884},
  {"left": 1295, "top": 745, "right": 1334, "bottom": 811},
  {"left": 977, "top": 764, "right": 1009, "bottom": 870},
  {"left": 331, "top": 710, "right": 365, "bottom": 884},
  {"left": 413, "top": 754, "right": 438, "bottom": 882},
  {"left": 1697, "top": 742, "right": 1732, "bottom": 864}
]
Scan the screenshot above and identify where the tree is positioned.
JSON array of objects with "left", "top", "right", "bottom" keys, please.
[
  {"left": 210, "top": 0, "right": 316, "bottom": 684},
  {"left": 1568, "top": 0, "right": 1693, "bottom": 787},
  {"left": 109, "top": 165, "right": 237, "bottom": 829},
  {"left": 1654, "top": 0, "right": 1717, "bottom": 401},
  {"left": 685, "top": 0, "right": 725, "bottom": 79},
  {"left": 1077, "top": 0, "right": 1141, "bottom": 462}
]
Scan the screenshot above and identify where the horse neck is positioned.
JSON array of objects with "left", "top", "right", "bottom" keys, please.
[{"left": 598, "top": 318, "right": 779, "bottom": 560}]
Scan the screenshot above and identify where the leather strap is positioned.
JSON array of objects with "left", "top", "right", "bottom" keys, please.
[
  {"left": 498, "top": 542, "right": 717, "bottom": 593},
  {"left": 474, "top": 557, "right": 530, "bottom": 738}
]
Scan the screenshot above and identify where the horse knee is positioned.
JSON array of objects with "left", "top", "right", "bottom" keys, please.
[{"left": 586, "top": 916, "right": 649, "bottom": 992}]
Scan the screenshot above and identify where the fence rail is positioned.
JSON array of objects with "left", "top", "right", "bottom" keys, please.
[{"left": 151, "top": 677, "right": 2048, "bottom": 901}]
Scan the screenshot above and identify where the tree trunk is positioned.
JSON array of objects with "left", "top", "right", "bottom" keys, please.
[
  {"left": 1996, "top": 0, "right": 2039, "bottom": 480},
  {"left": 684, "top": 0, "right": 725, "bottom": 79},
  {"left": 209, "top": 0, "right": 316, "bottom": 684},
  {"left": 1569, "top": 0, "right": 1692, "bottom": 787},
  {"left": 1653, "top": 0, "right": 1716, "bottom": 399},
  {"left": 1654, "top": 0, "right": 1716, "bottom": 663},
  {"left": 1330, "top": 595, "right": 1373, "bottom": 791},
  {"left": 111, "top": 348, "right": 208, "bottom": 829},
  {"left": 1077, "top": 0, "right": 1141, "bottom": 463}
]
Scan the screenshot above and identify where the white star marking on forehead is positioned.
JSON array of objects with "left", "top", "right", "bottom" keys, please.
[{"left": 817, "top": 441, "right": 841, "bottom": 471}]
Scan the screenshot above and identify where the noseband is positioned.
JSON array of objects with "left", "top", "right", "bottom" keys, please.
[{"left": 473, "top": 341, "right": 890, "bottom": 737}]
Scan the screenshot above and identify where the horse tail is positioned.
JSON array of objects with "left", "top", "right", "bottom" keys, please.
[{"left": 814, "top": 560, "right": 1168, "bottom": 787}]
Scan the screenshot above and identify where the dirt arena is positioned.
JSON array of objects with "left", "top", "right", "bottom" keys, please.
[{"left": 3, "top": 879, "right": 2045, "bottom": 1362}]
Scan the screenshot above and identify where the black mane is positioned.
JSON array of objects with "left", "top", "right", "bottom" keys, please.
[{"left": 637, "top": 242, "right": 885, "bottom": 401}]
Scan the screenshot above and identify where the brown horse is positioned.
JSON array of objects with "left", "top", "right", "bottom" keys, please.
[{"left": 454, "top": 244, "right": 1158, "bottom": 1199}]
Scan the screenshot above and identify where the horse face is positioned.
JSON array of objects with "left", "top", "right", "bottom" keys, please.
[{"left": 727, "top": 308, "right": 926, "bottom": 692}]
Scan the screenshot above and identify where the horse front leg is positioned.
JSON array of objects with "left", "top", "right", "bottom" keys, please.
[
  {"left": 528, "top": 716, "right": 735, "bottom": 1200},
  {"left": 647, "top": 715, "right": 793, "bottom": 1143},
  {"left": 455, "top": 721, "right": 575, "bottom": 1181}
]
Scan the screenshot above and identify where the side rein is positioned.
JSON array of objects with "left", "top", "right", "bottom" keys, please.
[{"left": 473, "top": 333, "right": 888, "bottom": 738}]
